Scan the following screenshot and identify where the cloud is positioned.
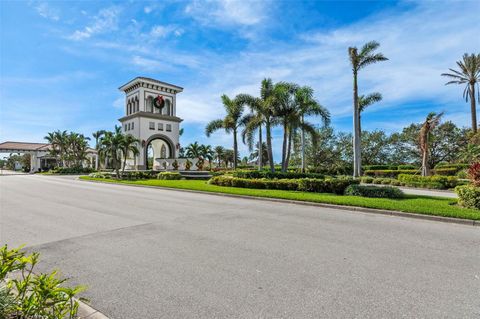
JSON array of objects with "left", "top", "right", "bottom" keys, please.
[
  {"left": 68, "top": 6, "right": 121, "bottom": 41},
  {"left": 112, "top": 97, "right": 124, "bottom": 109},
  {"left": 185, "top": 0, "right": 269, "bottom": 26},
  {"left": 35, "top": 2, "right": 60, "bottom": 21},
  {"left": 149, "top": 25, "right": 184, "bottom": 38}
]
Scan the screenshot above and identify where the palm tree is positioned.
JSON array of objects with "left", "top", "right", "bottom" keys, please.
[
  {"left": 99, "top": 127, "right": 124, "bottom": 177},
  {"left": 93, "top": 130, "right": 106, "bottom": 169},
  {"left": 441, "top": 53, "right": 480, "bottom": 133},
  {"left": 205, "top": 94, "right": 245, "bottom": 169},
  {"left": 249, "top": 142, "right": 268, "bottom": 167},
  {"left": 293, "top": 86, "right": 330, "bottom": 172},
  {"left": 200, "top": 144, "right": 215, "bottom": 169},
  {"left": 213, "top": 146, "right": 225, "bottom": 167},
  {"left": 349, "top": 41, "right": 388, "bottom": 177},
  {"left": 237, "top": 78, "right": 277, "bottom": 172},
  {"left": 185, "top": 142, "right": 203, "bottom": 159},
  {"left": 120, "top": 134, "right": 140, "bottom": 173},
  {"left": 419, "top": 112, "right": 444, "bottom": 176},
  {"left": 358, "top": 92, "right": 382, "bottom": 138}
]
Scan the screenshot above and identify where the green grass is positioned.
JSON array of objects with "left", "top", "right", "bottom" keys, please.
[{"left": 79, "top": 176, "right": 480, "bottom": 221}]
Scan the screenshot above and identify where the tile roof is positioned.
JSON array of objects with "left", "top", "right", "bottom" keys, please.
[{"left": 0, "top": 141, "right": 51, "bottom": 151}]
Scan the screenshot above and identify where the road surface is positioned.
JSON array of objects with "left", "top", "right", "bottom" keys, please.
[{"left": 1, "top": 174, "right": 479, "bottom": 318}]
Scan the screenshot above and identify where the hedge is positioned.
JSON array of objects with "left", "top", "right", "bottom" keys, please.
[
  {"left": 345, "top": 185, "right": 404, "bottom": 198},
  {"left": 363, "top": 165, "right": 397, "bottom": 170},
  {"left": 434, "top": 163, "right": 470, "bottom": 170},
  {"left": 398, "top": 174, "right": 460, "bottom": 189},
  {"left": 209, "top": 176, "right": 359, "bottom": 195},
  {"left": 455, "top": 185, "right": 480, "bottom": 209},
  {"left": 364, "top": 169, "right": 417, "bottom": 178},
  {"left": 49, "top": 167, "right": 94, "bottom": 175},
  {"left": 157, "top": 172, "right": 182, "bottom": 180},
  {"left": 233, "top": 170, "right": 325, "bottom": 180}
]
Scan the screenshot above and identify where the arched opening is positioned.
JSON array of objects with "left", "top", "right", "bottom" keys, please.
[
  {"left": 146, "top": 96, "right": 154, "bottom": 113},
  {"left": 145, "top": 137, "right": 173, "bottom": 169}
]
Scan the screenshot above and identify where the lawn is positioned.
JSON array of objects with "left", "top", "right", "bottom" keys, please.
[{"left": 79, "top": 176, "right": 480, "bottom": 221}]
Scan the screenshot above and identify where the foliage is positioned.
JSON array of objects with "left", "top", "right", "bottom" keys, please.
[
  {"left": 157, "top": 172, "right": 182, "bottom": 180},
  {"left": 232, "top": 170, "right": 325, "bottom": 180},
  {"left": 98, "top": 127, "right": 139, "bottom": 178},
  {"left": 345, "top": 185, "right": 404, "bottom": 198},
  {"left": 398, "top": 174, "right": 461, "bottom": 189},
  {"left": 172, "top": 160, "right": 179, "bottom": 170},
  {"left": 45, "top": 130, "right": 91, "bottom": 168},
  {"left": 80, "top": 177, "right": 480, "bottom": 221},
  {"left": 364, "top": 169, "right": 417, "bottom": 178},
  {"left": 209, "top": 176, "right": 358, "bottom": 195},
  {"left": 3, "top": 154, "right": 31, "bottom": 172},
  {"left": 185, "top": 159, "right": 192, "bottom": 171},
  {"left": 360, "top": 176, "right": 374, "bottom": 184},
  {"left": 0, "top": 245, "right": 86, "bottom": 319},
  {"left": 455, "top": 185, "right": 480, "bottom": 209},
  {"left": 467, "top": 162, "right": 480, "bottom": 186},
  {"left": 49, "top": 167, "right": 94, "bottom": 175}
]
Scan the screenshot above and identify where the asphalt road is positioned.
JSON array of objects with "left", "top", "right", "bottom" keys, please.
[{"left": 1, "top": 175, "right": 479, "bottom": 318}]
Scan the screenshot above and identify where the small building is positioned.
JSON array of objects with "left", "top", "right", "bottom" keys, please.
[{"left": 0, "top": 141, "right": 97, "bottom": 172}]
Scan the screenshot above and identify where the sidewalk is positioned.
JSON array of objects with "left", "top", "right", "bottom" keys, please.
[{"left": 362, "top": 183, "right": 457, "bottom": 198}]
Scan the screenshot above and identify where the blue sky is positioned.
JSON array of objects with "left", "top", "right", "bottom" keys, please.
[{"left": 1, "top": 0, "right": 479, "bottom": 159}]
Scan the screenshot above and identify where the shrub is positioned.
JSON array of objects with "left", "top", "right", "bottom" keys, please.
[
  {"left": 364, "top": 169, "right": 417, "bottom": 178},
  {"left": 432, "top": 168, "right": 458, "bottom": 176},
  {"left": 89, "top": 172, "right": 110, "bottom": 179},
  {"left": 0, "top": 245, "right": 85, "bottom": 319},
  {"left": 345, "top": 185, "right": 404, "bottom": 198},
  {"left": 361, "top": 176, "right": 374, "bottom": 184},
  {"left": 50, "top": 166, "right": 94, "bottom": 175},
  {"left": 363, "top": 165, "right": 397, "bottom": 170},
  {"left": 209, "top": 176, "right": 358, "bottom": 195},
  {"left": 397, "top": 164, "right": 417, "bottom": 170},
  {"left": 455, "top": 185, "right": 480, "bottom": 209},
  {"left": 467, "top": 162, "right": 480, "bottom": 186},
  {"left": 398, "top": 174, "right": 459, "bottom": 189},
  {"left": 172, "top": 160, "right": 179, "bottom": 171},
  {"left": 185, "top": 159, "right": 192, "bottom": 171},
  {"left": 456, "top": 170, "right": 468, "bottom": 179},
  {"left": 434, "top": 163, "right": 470, "bottom": 170},
  {"left": 195, "top": 159, "right": 204, "bottom": 170},
  {"left": 233, "top": 170, "right": 325, "bottom": 180},
  {"left": 157, "top": 172, "right": 182, "bottom": 180}
]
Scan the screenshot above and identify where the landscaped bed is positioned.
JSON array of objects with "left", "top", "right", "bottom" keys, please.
[{"left": 79, "top": 176, "right": 480, "bottom": 221}]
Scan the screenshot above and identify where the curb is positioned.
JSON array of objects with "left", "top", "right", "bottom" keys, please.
[
  {"left": 78, "top": 178, "right": 479, "bottom": 227},
  {"left": 78, "top": 300, "right": 110, "bottom": 319}
]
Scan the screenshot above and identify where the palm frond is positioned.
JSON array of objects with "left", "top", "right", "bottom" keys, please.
[{"left": 205, "top": 119, "right": 224, "bottom": 137}]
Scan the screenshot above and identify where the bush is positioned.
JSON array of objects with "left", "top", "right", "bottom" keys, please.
[
  {"left": 50, "top": 166, "right": 94, "bottom": 175},
  {"left": 467, "top": 162, "right": 480, "bottom": 186},
  {"left": 89, "top": 172, "right": 110, "bottom": 179},
  {"left": 398, "top": 174, "right": 459, "bottom": 189},
  {"left": 364, "top": 169, "right": 417, "bottom": 178},
  {"left": 233, "top": 170, "right": 325, "bottom": 180},
  {"left": 455, "top": 185, "right": 480, "bottom": 209},
  {"left": 0, "top": 245, "right": 85, "bottom": 319},
  {"left": 345, "top": 185, "right": 404, "bottom": 199},
  {"left": 434, "top": 163, "right": 470, "bottom": 170},
  {"left": 397, "top": 164, "right": 417, "bottom": 170},
  {"left": 432, "top": 168, "right": 458, "bottom": 176},
  {"left": 363, "top": 165, "right": 397, "bottom": 170},
  {"left": 157, "top": 172, "right": 182, "bottom": 180},
  {"left": 209, "top": 176, "right": 359, "bottom": 195},
  {"left": 361, "top": 176, "right": 374, "bottom": 184}
]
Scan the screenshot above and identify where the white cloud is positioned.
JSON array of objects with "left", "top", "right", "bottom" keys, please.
[
  {"left": 149, "top": 25, "right": 184, "bottom": 38},
  {"left": 35, "top": 2, "right": 60, "bottom": 21},
  {"left": 185, "top": 0, "right": 269, "bottom": 26},
  {"left": 112, "top": 97, "right": 124, "bottom": 109},
  {"left": 68, "top": 6, "right": 121, "bottom": 41}
]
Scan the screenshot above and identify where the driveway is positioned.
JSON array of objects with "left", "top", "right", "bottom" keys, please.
[{"left": 1, "top": 175, "right": 479, "bottom": 318}]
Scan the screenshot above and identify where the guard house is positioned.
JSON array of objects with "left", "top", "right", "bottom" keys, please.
[{"left": 118, "top": 77, "right": 184, "bottom": 170}]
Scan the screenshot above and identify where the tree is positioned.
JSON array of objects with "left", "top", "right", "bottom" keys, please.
[
  {"left": 442, "top": 53, "right": 480, "bottom": 133},
  {"left": 120, "top": 134, "right": 140, "bottom": 173},
  {"left": 205, "top": 94, "right": 245, "bottom": 169},
  {"left": 358, "top": 92, "right": 382, "bottom": 137},
  {"left": 99, "top": 126, "right": 124, "bottom": 178},
  {"left": 420, "top": 112, "right": 444, "bottom": 176},
  {"left": 200, "top": 144, "right": 215, "bottom": 169},
  {"left": 213, "top": 146, "right": 225, "bottom": 167},
  {"left": 249, "top": 142, "right": 268, "bottom": 167},
  {"left": 348, "top": 41, "right": 388, "bottom": 177},
  {"left": 93, "top": 130, "right": 106, "bottom": 169},
  {"left": 185, "top": 142, "right": 203, "bottom": 159},
  {"left": 237, "top": 78, "right": 277, "bottom": 172}
]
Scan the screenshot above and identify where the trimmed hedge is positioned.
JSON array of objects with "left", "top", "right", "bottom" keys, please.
[
  {"left": 398, "top": 174, "right": 459, "bottom": 189},
  {"left": 209, "top": 176, "right": 358, "bottom": 195},
  {"left": 364, "top": 169, "right": 417, "bottom": 178},
  {"left": 435, "top": 163, "right": 470, "bottom": 170},
  {"left": 49, "top": 167, "right": 94, "bottom": 175},
  {"left": 345, "top": 185, "right": 404, "bottom": 198},
  {"left": 233, "top": 170, "right": 325, "bottom": 180},
  {"left": 363, "top": 165, "right": 397, "bottom": 170},
  {"left": 455, "top": 185, "right": 480, "bottom": 209},
  {"left": 157, "top": 172, "right": 182, "bottom": 180}
]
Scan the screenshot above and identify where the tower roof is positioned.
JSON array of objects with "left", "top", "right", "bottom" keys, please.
[{"left": 118, "top": 77, "right": 183, "bottom": 94}]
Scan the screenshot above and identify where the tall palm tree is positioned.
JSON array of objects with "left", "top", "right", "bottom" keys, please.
[
  {"left": 200, "top": 144, "right": 215, "bottom": 169},
  {"left": 185, "top": 142, "right": 203, "bottom": 159},
  {"left": 93, "top": 130, "right": 106, "bottom": 170},
  {"left": 358, "top": 92, "right": 382, "bottom": 139},
  {"left": 441, "top": 53, "right": 480, "bottom": 133},
  {"left": 100, "top": 128, "right": 124, "bottom": 177},
  {"left": 293, "top": 86, "right": 330, "bottom": 172},
  {"left": 349, "top": 41, "right": 388, "bottom": 177},
  {"left": 120, "top": 134, "right": 140, "bottom": 173},
  {"left": 419, "top": 112, "right": 444, "bottom": 176},
  {"left": 205, "top": 94, "right": 245, "bottom": 169},
  {"left": 213, "top": 145, "right": 225, "bottom": 167},
  {"left": 237, "top": 78, "right": 277, "bottom": 172}
]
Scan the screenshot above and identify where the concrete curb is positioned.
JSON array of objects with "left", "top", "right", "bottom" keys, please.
[
  {"left": 77, "top": 300, "right": 110, "bottom": 319},
  {"left": 78, "top": 178, "right": 479, "bottom": 227}
]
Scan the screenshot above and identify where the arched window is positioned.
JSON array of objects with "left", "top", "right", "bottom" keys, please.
[
  {"left": 135, "top": 97, "right": 139, "bottom": 112},
  {"left": 163, "top": 99, "right": 171, "bottom": 116},
  {"left": 146, "top": 96, "right": 153, "bottom": 113}
]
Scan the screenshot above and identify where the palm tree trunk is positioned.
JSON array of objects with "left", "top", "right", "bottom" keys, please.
[
  {"left": 301, "top": 115, "right": 306, "bottom": 173},
  {"left": 353, "top": 71, "right": 362, "bottom": 178},
  {"left": 470, "top": 83, "right": 477, "bottom": 133},
  {"left": 421, "top": 148, "right": 430, "bottom": 176},
  {"left": 281, "top": 120, "right": 288, "bottom": 172},
  {"left": 285, "top": 126, "right": 293, "bottom": 170},
  {"left": 233, "top": 128, "right": 238, "bottom": 169},
  {"left": 122, "top": 151, "right": 127, "bottom": 173},
  {"left": 258, "top": 125, "right": 263, "bottom": 171},
  {"left": 265, "top": 119, "right": 275, "bottom": 173}
]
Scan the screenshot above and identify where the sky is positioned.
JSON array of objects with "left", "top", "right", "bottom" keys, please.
[{"left": 1, "top": 0, "right": 479, "bottom": 159}]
